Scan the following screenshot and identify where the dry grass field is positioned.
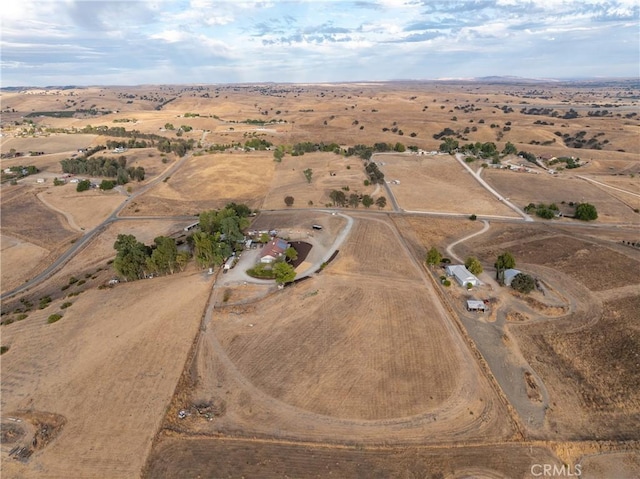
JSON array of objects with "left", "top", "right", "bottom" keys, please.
[
  {"left": 461, "top": 223, "right": 640, "bottom": 441},
  {"left": 261, "top": 152, "right": 381, "bottom": 209},
  {"left": 1, "top": 272, "right": 212, "bottom": 478},
  {"left": 1, "top": 80, "right": 639, "bottom": 478},
  {"left": 175, "top": 214, "right": 513, "bottom": 448},
  {"left": 482, "top": 168, "right": 639, "bottom": 223},
  {"left": 380, "top": 153, "right": 519, "bottom": 216},
  {"left": 121, "top": 151, "right": 274, "bottom": 216}
]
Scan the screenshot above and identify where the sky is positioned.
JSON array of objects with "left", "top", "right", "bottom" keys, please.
[{"left": 1, "top": 0, "right": 638, "bottom": 87}]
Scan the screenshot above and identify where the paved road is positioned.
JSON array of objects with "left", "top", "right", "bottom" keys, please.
[{"left": 1, "top": 153, "right": 193, "bottom": 300}]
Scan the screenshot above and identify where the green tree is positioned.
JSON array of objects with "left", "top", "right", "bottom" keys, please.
[
  {"left": 176, "top": 251, "right": 190, "bottom": 272},
  {"left": 439, "top": 137, "right": 459, "bottom": 154},
  {"left": 53, "top": 177, "right": 65, "bottom": 186},
  {"left": 192, "top": 232, "right": 227, "bottom": 269},
  {"left": 147, "top": 236, "right": 178, "bottom": 275},
  {"left": 303, "top": 168, "right": 313, "bottom": 184},
  {"left": 113, "top": 234, "right": 151, "bottom": 280},
  {"left": 574, "top": 202, "right": 598, "bottom": 221},
  {"left": 164, "top": 123, "right": 174, "bottom": 130},
  {"left": 495, "top": 252, "right": 516, "bottom": 284},
  {"left": 361, "top": 194, "right": 374, "bottom": 208},
  {"left": 348, "top": 193, "right": 360, "bottom": 208},
  {"left": 465, "top": 256, "right": 483, "bottom": 275},
  {"left": 330, "top": 189, "right": 346, "bottom": 206},
  {"left": 511, "top": 273, "right": 535, "bottom": 294},
  {"left": 285, "top": 246, "right": 298, "bottom": 262},
  {"left": 76, "top": 179, "right": 91, "bottom": 192},
  {"left": 502, "top": 141, "right": 517, "bottom": 155},
  {"left": 375, "top": 196, "right": 387, "bottom": 209},
  {"left": 99, "top": 179, "right": 116, "bottom": 190},
  {"left": 273, "top": 147, "right": 284, "bottom": 162},
  {"left": 284, "top": 195, "right": 294, "bottom": 207},
  {"left": 273, "top": 262, "right": 296, "bottom": 285},
  {"left": 394, "top": 142, "right": 406, "bottom": 152},
  {"left": 426, "top": 247, "right": 442, "bottom": 266}
]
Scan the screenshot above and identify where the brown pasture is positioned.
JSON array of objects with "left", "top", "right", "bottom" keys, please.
[
  {"left": 380, "top": 153, "right": 519, "bottom": 216},
  {"left": 121, "top": 151, "right": 275, "bottom": 216},
  {"left": 1, "top": 81, "right": 639, "bottom": 476},
  {"left": 482, "top": 168, "right": 639, "bottom": 223},
  {"left": 0, "top": 272, "right": 212, "bottom": 478},
  {"left": 261, "top": 151, "right": 380, "bottom": 209}
]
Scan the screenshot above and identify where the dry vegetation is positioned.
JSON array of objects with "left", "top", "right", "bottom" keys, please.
[{"left": 1, "top": 80, "right": 639, "bottom": 478}]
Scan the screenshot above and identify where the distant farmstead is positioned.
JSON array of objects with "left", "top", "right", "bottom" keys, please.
[
  {"left": 260, "top": 238, "right": 289, "bottom": 263},
  {"left": 445, "top": 265, "right": 480, "bottom": 287}
]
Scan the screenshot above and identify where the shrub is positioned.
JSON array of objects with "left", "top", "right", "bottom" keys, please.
[
  {"left": 469, "top": 214, "right": 477, "bottom": 221},
  {"left": 511, "top": 273, "right": 536, "bottom": 294},
  {"left": 61, "top": 302, "right": 73, "bottom": 309},
  {"left": 47, "top": 314, "right": 63, "bottom": 324},
  {"left": 443, "top": 279, "right": 451, "bottom": 287},
  {"left": 574, "top": 202, "right": 598, "bottom": 221},
  {"left": 68, "top": 277, "right": 79, "bottom": 284},
  {"left": 284, "top": 195, "right": 294, "bottom": 207},
  {"left": 16, "top": 313, "right": 28, "bottom": 321},
  {"left": 0, "top": 346, "right": 9, "bottom": 355}
]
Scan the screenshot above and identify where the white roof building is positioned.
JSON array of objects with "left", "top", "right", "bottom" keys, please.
[
  {"left": 445, "top": 265, "right": 480, "bottom": 287},
  {"left": 466, "top": 300, "right": 486, "bottom": 311},
  {"left": 504, "top": 269, "right": 521, "bottom": 286}
]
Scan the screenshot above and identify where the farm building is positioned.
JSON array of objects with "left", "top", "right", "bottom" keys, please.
[
  {"left": 260, "top": 238, "right": 289, "bottom": 263},
  {"left": 504, "top": 269, "right": 522, "bottom": 286},
  {"left": 466, "top": 300, "right": 486, "bottom": 312},
  {"left": 445, "top": 265, "right": 480, "bottom": 287}
]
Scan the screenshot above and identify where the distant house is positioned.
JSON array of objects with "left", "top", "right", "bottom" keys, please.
[
  {"left": 445, "top": 265, "right": 480, "bottom": 287},
  {"left": 504, "top": 269, "right": 522, "bottom": 286},
  {"left": 260, "top": 238, "right": 289, "bottom": 263}
]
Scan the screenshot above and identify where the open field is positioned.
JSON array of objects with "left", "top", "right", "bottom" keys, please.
[
  {"left": 0, "top": 272, "right": 212, "bottom": 478},
  {"left": 146, "top": 438, "right": 566, "bottom": 479},
  {"left": 459, "top": 223, "right": 640, "bottom": 441},
  {"left": 482, "top": 168, "right": 639, "bottom": 223},
  {"left": 171, "top": 214, "right": 513, "bottom": 448},
  {"left": 380, "top": 153, "right": 519, "bottom": 216},
  {"left": 261, "top": 152, "right": 382, "bottom": 210},
  {"left": 121, "top": 151, "right": 275, "bottom": 215},
  {"left": 36, "top": 183, "right": 125, "bottom": 231},
  {"left": 0, "top": 235, "right": 49, "bottom": 292},
  {"left": 1, "top": 81, "right": 639, "bottom": 477}
]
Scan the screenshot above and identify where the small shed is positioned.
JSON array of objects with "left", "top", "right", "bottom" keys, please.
[
  {"left": 466, "top": 300, "right": 486, "bottom": 312},
  {"left": 504, "top": 269, "right": 521, "bottom": 286}
]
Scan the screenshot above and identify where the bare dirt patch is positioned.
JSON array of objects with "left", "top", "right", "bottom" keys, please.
[{"left": 145, "top": 437, "right": 562, "bottom": 479}]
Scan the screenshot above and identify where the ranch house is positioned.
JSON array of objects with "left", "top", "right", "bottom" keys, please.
[{"left": 260, "top": 238, "right": 289, "bottom": 264}]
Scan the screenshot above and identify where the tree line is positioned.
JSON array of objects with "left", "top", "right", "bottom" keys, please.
[{"left": 60, "top": 155, "right": 144, "bottom": 184}]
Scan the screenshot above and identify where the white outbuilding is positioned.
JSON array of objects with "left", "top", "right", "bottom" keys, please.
[
  {"left": 504, "top": 269, "right": 522, "bottom": 286},
  {"left": 445, "top": 265, "right": 480, "bottom": 287}
]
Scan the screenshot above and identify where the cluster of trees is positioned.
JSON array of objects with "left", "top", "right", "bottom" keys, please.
[
  {"left": 291, "top": 141, "right": 340, "bottom": 156},
  {"left": 244, "top": 138, "right": 273, "bottom": 150},
  {"left": 328, "top": 190, "right": 386, "bottom": 209},
  {"left": 112, "top": 203, "right": 252, "bottom": 280},
  {"left": 61, "top": 155, "right": 144, "bottom": 184},
  {"left": 157, "top": 138, "right": 195, "bottom": 157},
  {"left": 511, "top": 273, "right": 536, "bottom": 294},
  {"left": 365, "top": 162, "right": 385, "bottom": 184},
  {"left": 113, "top": 234, "right": 189, "bottom": 281},
  {"left": 106, "top": 139, "right": 149, "bottom": 150},
  {"left": 193, "top": 204, "right": 252, "bottom": 268},
  {"left": 524, "top": 202, "right": 560, "bottom": 219}
]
